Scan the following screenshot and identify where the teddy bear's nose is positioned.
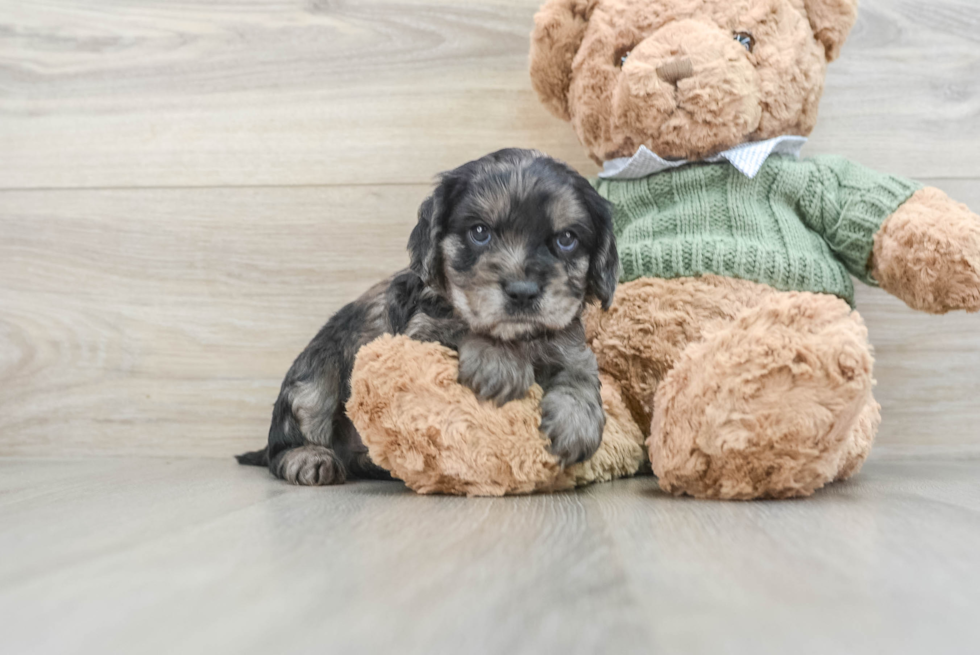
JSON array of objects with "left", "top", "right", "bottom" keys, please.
[{"left": 657, "top": 57, "right": 694, "bottom": 84}]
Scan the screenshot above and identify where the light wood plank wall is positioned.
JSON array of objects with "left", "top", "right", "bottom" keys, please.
[{"left": 1, "top": 0, "right": 978, "bottom": 458}]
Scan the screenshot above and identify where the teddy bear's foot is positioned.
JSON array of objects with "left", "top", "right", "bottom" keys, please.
[
  {"left": 649, "top": 291, "right": 876, "bottom": 500},
  {"left": 834, "top": 398, "right": 880, "bottom": 483}
]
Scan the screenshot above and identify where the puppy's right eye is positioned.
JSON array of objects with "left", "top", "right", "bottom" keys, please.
[
  {"left": 468, "top": 224, "right": 492, "bottom": 247},
  {"left": 555, "top": 230, "right": 579, "bottom": 253}
]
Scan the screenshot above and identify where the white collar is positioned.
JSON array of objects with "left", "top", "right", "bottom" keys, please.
[{"left": 599, "top": 135, "right": 808, "bottom": 180}]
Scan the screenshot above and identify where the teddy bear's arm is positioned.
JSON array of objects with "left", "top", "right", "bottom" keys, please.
[
  {"left": 869, "top": 187, "right": 980, "bottom": 314},
  {"left": 798, "top": 156, "right": 980, "bottom": 313},
  {"left": 796, "top": 155, "right": 922, "bottom": 287}
]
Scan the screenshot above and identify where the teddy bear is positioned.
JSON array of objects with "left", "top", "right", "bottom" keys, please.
[{"left": 346, "top": 0, "right": 980, "bottom": 499}]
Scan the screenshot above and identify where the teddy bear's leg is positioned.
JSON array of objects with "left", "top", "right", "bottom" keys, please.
[
  {"left": 834, "top": 395, "right": 881, "bottom": 483},
  {"left": 583, "top": 276, "right": 773, "bottom": 434},
  {"left": 649, "top": 291, "right": 876, "bottom": 500}
]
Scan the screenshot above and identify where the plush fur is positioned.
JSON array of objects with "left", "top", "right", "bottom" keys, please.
[
  {"left": 584, "top": 275, "right": 878, "bottom": 499},
  {"left": 347, "top": 334, "right": 647, "bottom": 496},
  {"left": 871, "top": 187, "right": 980, "bottom": 315},
  {"left": 351, "top": 275, "right": 880, "bottom": 498},
  {"left": 347, "top": 0, "right": 980, "bottom": 499},
  {"left": 652, "top": 299, "right": 876, "bottom": 499},
  {"left": 530, "top": 0, "right": 856, "bottom": 163}
]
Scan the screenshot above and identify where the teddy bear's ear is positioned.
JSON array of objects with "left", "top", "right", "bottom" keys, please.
[
  {"left": 803, "top": 0, "right": 859, "bottom": 61},
  {"left": 529, "top": 0, "right": 597, "bottom": 121}
]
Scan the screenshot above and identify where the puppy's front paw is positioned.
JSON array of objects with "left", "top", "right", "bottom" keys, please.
[
  {"left": 540, "top": 388, "right": 605, "bottom": 467},
  {"left": 458, "top": 345, "right": 534, "bottom": 406}
]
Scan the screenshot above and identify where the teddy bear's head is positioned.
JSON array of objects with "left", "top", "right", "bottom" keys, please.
[{"left": 530, "top": 0, "right": 858, "bottom": 163}]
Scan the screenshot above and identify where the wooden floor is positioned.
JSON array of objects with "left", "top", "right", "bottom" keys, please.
[{"left": 2, "top": 451, "right": 979, "bottom": 655}]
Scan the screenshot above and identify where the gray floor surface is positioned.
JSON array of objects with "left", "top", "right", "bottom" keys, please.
[{"left": 2, "top": 452, "right": 979, "bottom": 655}]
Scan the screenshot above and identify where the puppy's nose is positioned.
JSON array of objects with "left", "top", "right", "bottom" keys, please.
[
  {"left": 657, "top": 57, "right": 694, "bottom": 84},
  {"left": 503, "top": 280, "right": 541, "bottom": 304}
]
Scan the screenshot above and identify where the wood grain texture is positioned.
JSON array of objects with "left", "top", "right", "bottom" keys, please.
[
  {"left": 0, "top": 0, "right": 979, "bottom": 189},
  {"left": 1, "top": 181, "right": 978, "bottom": 457},
  {"left": 0, "top": 455, "right": 978, "bottom": 655},
  {"left": 1, "top": 0, "right": 979, "bottom": 458},
  {"left": 0, "top": 185, "right": 427, "bottom": 457}
]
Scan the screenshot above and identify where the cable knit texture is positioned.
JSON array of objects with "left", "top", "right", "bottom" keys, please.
[{"left": 594, "top": 155, "right": 921, "bottom": 305}]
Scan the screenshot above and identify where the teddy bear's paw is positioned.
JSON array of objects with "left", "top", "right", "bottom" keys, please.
[
  {"left": 540, "top": 387, "right": 605, "bottom": 467},
  {"left": 457, "top": 337, "right": 535, "bottom": 406},
  {"left": 873, "top": 187, "right": 980, "bottom": 314}
]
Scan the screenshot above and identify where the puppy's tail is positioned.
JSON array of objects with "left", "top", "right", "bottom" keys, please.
[{"left": 235, "top": 447, "right": 269, "bottom": 467}]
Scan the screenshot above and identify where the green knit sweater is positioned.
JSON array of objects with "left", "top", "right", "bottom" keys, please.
[{"left": 593, "top": 155, "right": 922, "bottom": 305}]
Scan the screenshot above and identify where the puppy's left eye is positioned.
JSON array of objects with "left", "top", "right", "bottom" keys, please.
[
  {"left": 555, "top": 231, "right": 578, "bottom": 253},
  {"left": 468, "top": 224, "right": 492, "bottom": 247}
]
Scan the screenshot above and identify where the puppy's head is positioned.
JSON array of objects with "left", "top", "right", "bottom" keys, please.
[{"left": 409, "top": 149, "right": 618, "bottom": 340}]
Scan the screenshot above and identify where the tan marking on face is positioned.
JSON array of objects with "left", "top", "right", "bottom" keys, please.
[
  {"left": 471, "top": 183, "right": 512, "bottom": 227},
  {"left": 444, "top": 240, "right": 512, "bottom": 335},
  {"left": 548, "top": 188, "right": 590, "bottom": 232},
  {"left": 535, "top": 257, "right": 590, "bottom": 332},
  {"left": 469, "top": 163, "right": 548, "bottom": 229}
]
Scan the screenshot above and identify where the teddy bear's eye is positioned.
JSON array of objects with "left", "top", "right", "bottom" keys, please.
[
  {"left": 615, "top": 46, "right": 633, "bottom": 67},
  {"left": 734, "top": 31, "right": 755, "bottom": 53}
]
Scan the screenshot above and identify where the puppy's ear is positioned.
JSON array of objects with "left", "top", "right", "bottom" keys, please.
[
  {"left": 579, "top": 181, "right": 619, "bottom": 310},
  {"left": 408, "top": 172, "right": 464, "bottom": 294},
  {"left": 530, "top": 0, "right": 597, "bottom": 121},
  {"left": 803, "top": 0, "right": 858, "bottom": 61}
]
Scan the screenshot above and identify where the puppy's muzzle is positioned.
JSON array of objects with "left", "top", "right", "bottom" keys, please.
[{"left": 503, "top": 279, "right": 541, "bottom": 311}]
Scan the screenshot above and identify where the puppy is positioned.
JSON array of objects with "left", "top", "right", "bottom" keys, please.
[{"left": 237, "top": 149, "right": 619, "bottom": 485}]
